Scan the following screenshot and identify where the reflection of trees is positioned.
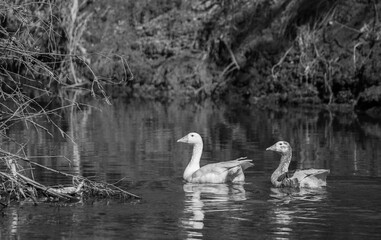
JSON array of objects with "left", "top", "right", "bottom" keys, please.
[
  {"left": 191, "top": 103, "right": 381, "bottom": 177},
  {"left": 0, "top": 90, "right": 90, "bottom": 185},
  {"left": 181, "top": 183, "right": 246, "bottom": 240},
  {"left": 2, "top": 97, "right": 380, "bottom": 188},
  {"left": 253, "top": 107, "right": 381, "bottom": 177}
]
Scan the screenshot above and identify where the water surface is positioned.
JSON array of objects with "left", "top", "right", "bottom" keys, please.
[{"left": 1, "top": 99, "right": 381, "bottom": 239}]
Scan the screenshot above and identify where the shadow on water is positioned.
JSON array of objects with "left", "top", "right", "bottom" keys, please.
[{"left": 1, "top": 96, "right": 381, "bottom": 239}]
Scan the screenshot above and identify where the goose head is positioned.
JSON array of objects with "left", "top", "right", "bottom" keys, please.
[
  {"left": 177, "top": 132, "right": 203, "bottom": 145},
  {"left": 266, "top": 141, "right": 291, "bottom": 155}
]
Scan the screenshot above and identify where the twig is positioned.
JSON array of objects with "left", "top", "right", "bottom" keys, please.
[
  {"left": 272, "top": 46, "right": 293, "bottom": 79},
  {"left": 1, "top": 149, "right": 141, "bottom": 200},
  {"left": 16, "top": 172, "right": 74, "bottom": 200},
  {"left": 221, "top": 39, "right": 240, "bottom": 70}
]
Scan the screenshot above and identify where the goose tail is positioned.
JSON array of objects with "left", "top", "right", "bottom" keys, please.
[
  {"left": 240, "top": 160, "right": 254, "bottom": 171},
  {"left": 311, "top": 169, "right": 330, "bottom": 181},
  {"left": 234, "top": 157, "right": 254, "bottom": 170},
  {"left": 298, "top": 169, "right": 330, "bottom": 188}
]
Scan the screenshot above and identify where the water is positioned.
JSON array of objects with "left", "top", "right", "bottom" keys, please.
[{"left": 1, "top": 98, "right": 381, "bottom": 239}]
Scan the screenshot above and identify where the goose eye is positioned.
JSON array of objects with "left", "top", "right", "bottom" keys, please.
[{"left": 191, "top": 134, "right": 194, "bottom": 137}]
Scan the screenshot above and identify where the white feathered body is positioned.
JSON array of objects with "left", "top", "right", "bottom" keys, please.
[
  {"left": 184, "top": 159, "right": 253, "bottom": 183},
  {"left": 178, "top": 132, "right": 253, "bottom": 184}
]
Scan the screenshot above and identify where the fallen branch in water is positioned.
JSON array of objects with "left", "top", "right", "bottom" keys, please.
[{"left": 0, "top": 149, "right": 140, "bottom": 208}]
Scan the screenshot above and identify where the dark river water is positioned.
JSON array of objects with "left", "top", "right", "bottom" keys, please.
[{"left": 1, "top": 98, "right": 381, "bottom": 239}]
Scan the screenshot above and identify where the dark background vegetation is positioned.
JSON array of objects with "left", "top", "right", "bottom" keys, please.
[
  {"left": 1, "top": 0, "right": 381, "bottom": 112},
  {"left": 1, "top": 0, "right": 381, "bottom": 205}
]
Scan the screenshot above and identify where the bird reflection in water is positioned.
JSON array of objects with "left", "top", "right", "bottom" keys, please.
[
  {"left": 181, "top": 183, "right": 247, "bottom": 240},
  {"left": 268, "top": 187, "right": 328, "bottom": 238},
  {"left": 269, "top": 187, "right": 328, "bottom": 204}
]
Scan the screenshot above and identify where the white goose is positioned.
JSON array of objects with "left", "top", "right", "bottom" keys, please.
[
  {"left": 177, "top": 132, "right": 253, "bottom": 183},
  {"left": 266, "top": 141, "right": 330, "bottom": 188}
]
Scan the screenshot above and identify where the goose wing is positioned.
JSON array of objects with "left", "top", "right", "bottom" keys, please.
[
  {"left": 190, "top": 158, "right": 253, "bottom": 183},
  {"left": 277, "top": 170, "right": 296, "bottom": 182},
  {"left": 212, "top": 158, "right": 254, "bottom": 170},
  {"left": 280, "top": 169, "right": 330, "bottom": 188}
]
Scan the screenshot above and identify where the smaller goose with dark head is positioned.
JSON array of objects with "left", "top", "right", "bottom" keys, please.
[{"left": 266, "top": 141, "right": 330, "bottom": 188}]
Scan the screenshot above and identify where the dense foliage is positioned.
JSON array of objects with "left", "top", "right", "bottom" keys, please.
[
  {"left": 0, "top": 0, "right": 124, "bottom": 126},
  {"left": 96, "top": 0, "right": 380, "bottom": 109},
  {"left": 1, "top": 0, "right": 381, "bottom": 109},
  {"left": 191, "top": 0, "right": 381, "bottom": 109}
]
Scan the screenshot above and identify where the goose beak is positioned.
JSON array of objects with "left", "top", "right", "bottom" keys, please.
[
  {"left": 177, "top": 135, "right": 188, "bottom": 143},
  {"left": 266, "top": 144, "right": 277, "bottom": 151}
]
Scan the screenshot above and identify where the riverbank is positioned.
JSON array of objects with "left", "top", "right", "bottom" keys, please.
[
  {"left": 1, "top": 0, "right": 380, "bottom": 112},
  {"left": 79, "top": 0, "right": 381, "bottom": 111}
]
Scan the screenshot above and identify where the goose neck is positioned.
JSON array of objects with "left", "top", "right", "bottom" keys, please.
[
  {"left": 190, "top": 143, "right": 203, "bottom": 166},
  {"left": 278, "top": 151, "right": 292, "bottom": 173},
  {"left": 271, "top": 151, "right": 292, "bottom": 186},
  {"left": 183, "top": 143, "right": 203, "bottom": 180}
]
